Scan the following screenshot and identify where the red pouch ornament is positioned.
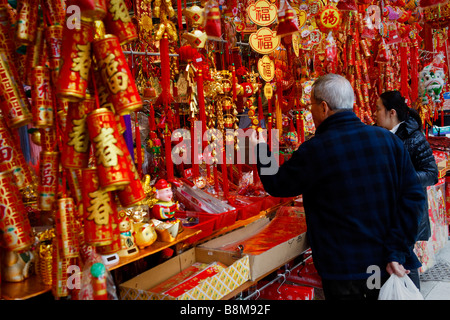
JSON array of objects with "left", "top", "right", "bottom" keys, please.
[
  {"left": 204, "top": 0, "right": 222, "bottom": 40},
  {"left": 276, "top": 0, "right": 299, "bottom": 38},
  {"left": 375, "top": 39, "right": 391, "bottom": 63},
  {"left": 325, "top": 31, "right": 337, "bottom": 62},
  {"left": 361, "top": 11, "right": 377, "bottom": 39},
  {"left": 384, "top": 22, "right": 402, "bottom": 45},
  {"left": 337, "top": 0, "right": 358, "bottom": 11}
]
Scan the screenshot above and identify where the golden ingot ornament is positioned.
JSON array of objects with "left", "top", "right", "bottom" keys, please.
[
  {"left": 184, "top": 5, "right": 205, "bottom": 29},
  {"left": 183, "top": 30, "right": 208, "bottom": 48}
]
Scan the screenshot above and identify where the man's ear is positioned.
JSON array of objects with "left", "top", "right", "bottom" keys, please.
[{"left": 322, "top": 101, "right": 333, "bottom": 116}]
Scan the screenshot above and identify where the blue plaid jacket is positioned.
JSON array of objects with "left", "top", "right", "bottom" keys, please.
[{"left": 257, "top": 111, "right": 425, "bottom": 280}]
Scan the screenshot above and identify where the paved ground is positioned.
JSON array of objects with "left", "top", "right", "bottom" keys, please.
[{"left": 420, "top": 238, "right": 450, "bottom": 300}]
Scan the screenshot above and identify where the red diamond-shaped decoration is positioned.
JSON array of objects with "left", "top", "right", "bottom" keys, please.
[{"left": 193, "top": 13, "right": 200, "bottom": 21}]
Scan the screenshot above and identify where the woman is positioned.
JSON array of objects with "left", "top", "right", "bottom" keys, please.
[{"left": 375, "top": 90, "right": 439, "bottom": 289}]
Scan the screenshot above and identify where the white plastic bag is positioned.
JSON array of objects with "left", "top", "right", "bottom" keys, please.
[{"left": 378, "top": 274, "right": 424, "bottom": 300}]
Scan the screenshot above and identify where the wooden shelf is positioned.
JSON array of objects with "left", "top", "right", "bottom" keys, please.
[
  {"left": 109, "top": 227, "right": 201, "bottom": 270},
  {"left": 1, "top": 227, "right": 201, "bottom": 300},
  {"left": 1, "top": 275, "right": 51, "bottom": 300},
  {"left": 1, "top": 198, "right": 298, "bottom": 300}
]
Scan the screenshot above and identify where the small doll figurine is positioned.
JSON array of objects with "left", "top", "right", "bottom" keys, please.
[
  {"left": 117, "top": 211, "right": 139, "bottom": 257},
  {"left": 151, "top": 179, "right": 180, "bottom": 221}
]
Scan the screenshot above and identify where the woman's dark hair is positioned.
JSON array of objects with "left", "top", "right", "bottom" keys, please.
[{"left": 379, "top": 90, "right": 422, "bottom": 128}]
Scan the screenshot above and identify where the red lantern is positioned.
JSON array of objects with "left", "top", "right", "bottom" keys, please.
[
  {"left": 86, "top": 108, "right": 131, "bottom": 191},
  {"left": 31, "top": 66, "right": 54, "bottom": 128},
  {"left": 0, "top": 171, "right": 34, "bottom": 252},
  {"left": 92, "top": 35, "right": 142, "bottom": 115},
  {"left": 62, "top": 96, "right": 95, "bottom": 169},
  {"left": 0, "top": 51, "right": 32, "bottom": 128},
  {"left": 57, "top": 20, "right": 95, "bottom": 102},
  {"left": 38, "top": 151, "right": 59, "bottom": 211},
  {"left": 55, "top": 198, "right": 79, "bottom": 258},
  {"left": 0, "top": 116, "right": 35, "bottom": 190},
  {"left": 81, "top": 167, "right": 116, "bottom": 247},
  {"left": 103, "top": 0, "right": 137, "bottom": 45}
]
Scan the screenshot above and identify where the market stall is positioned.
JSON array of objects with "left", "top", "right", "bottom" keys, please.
[{"left": 0, "top": 0, "right": 449, "bottom": 301}]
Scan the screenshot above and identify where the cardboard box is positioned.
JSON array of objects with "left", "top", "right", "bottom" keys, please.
[
  {"left": 198, "top": 211, "right": 308, "bottom": 281},
  {"left": 119, "top": 247, "right": 250, "bottom": 300}
]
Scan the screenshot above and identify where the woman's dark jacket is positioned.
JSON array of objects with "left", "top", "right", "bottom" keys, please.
[{"left": 395, "top": 116, "right": 439, "bottom": 241}]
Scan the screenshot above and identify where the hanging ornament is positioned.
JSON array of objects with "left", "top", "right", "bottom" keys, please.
[
  {"left": 247, "top": 0, "right": 278, "bottom": 26},
  {"left": 276, "top": 0, "right": 299, "bottom": 38},
  {"left": 257, "top": 55, "right": 275, "bottom": 82},
  {"left": 249, "top": 27, "right": 280, "bottom": 54},
  {"left": 375, "top": 39, "right": 391, "bottom": 64},
  {"left": 184, "top": 5, "right": 205, "bottom": 30},
  {"left": 204, "top": 0, "right": 222, "bottom": 39},
  {"left": 316, "top": 4, "right": 342, "bottom": 32},
  {"left": 418, "top": 53, "right": 446, "bottom": 105}
]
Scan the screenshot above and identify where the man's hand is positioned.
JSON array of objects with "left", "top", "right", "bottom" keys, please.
[
  {"left": 386, "top": 261, "right": 410, "bottom": 277},
  {"left": 249, "top": 129, "right": 267, "bottom": 147}
]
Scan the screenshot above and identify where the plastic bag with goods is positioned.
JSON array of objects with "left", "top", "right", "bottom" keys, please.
[{"left": 378, "top": 274, "right": 424, "bottom": 300}]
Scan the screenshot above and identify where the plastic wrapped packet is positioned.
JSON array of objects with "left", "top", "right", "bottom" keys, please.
[
  {"left": 175, "top": 184, "right": 235, "bottom": 213},
  {"left": 78, "top": 251, "right": 117, "bottom": 300}
]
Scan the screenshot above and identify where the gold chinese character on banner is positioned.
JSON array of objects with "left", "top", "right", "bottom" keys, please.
[
  {"left": 249, "top": 27, "right": 280, "bottom": 54},
  {"left": 68, "top": 117, "right": 89, "bottom": 152},
  {"left": 87, "top": 190, "right": 114, "bottom": 225},
  {"left": 100, "top": 53, "right": 129, "bottom": 94},
  {"left": 93, "top": 127, "right": 124, "bottom": 167},
  {"left": 72, "top": 44, "right": 91, "bottom": 80},
  {"left": 247, "top": 0, "right": 277, "bottom": 26},
  {"left": 257, "top": 55, "right": 275, "bottom": 82},
  {"left": 109, "top": 0, "right": 131, "bottom": 22}
]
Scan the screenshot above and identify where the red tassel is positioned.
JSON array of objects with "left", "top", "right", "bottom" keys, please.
[
  {"left": 159, "top": 34, "right": 171, "bottom": 107},
  {"left": 258, "top": 93, "right": 264, "bottom": 120},
  {"left": 222, "top": 146, "right": 229, "bottom": 199},
  {"left": 232, "top": 65, "right": 237, "bottom": 101},
  {"left": 268, "top": 97, "right": 272, "bottom": 148},
  {"left": 411, "top": 45, "right": 419, "bottom": 103},
  {"left": 400, "top": 43, "right": 408, "bottom": 99},
  {"left": 213, "top": 164, "right": 219, "bottom": 193},
  {"left": 177, "top": 0, "right": 183, "bottom": 30},
  {"left": 197, "top": 67, "right": 207, "bottom": 149},
  {"left": 149, "top": 103, "right": 156, "bottom": 131},
  {"left": 165, "top": 125, "right": 174, "bottom": 180}
]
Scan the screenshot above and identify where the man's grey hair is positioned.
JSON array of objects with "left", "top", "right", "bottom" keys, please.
[{"left": 312, "top": 73, "right": 354, "bottom": 112}]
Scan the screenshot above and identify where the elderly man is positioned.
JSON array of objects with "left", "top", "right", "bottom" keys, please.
[{"left": 252, "top": 73, "right": 425, "bottom": 300}]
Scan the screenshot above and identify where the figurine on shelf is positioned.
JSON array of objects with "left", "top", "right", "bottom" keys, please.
[
  {"left": 133, "top": 222, "right": 157, "bottom": 249},
  {"left": 1, "top": 249, "right": 35, "bottom": 282},
  {"left": 151, "top": 179, "right": 180, "bottom": 221},
  {"left": 117, "top": 211, "right": 139, "bottom": 257}
]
